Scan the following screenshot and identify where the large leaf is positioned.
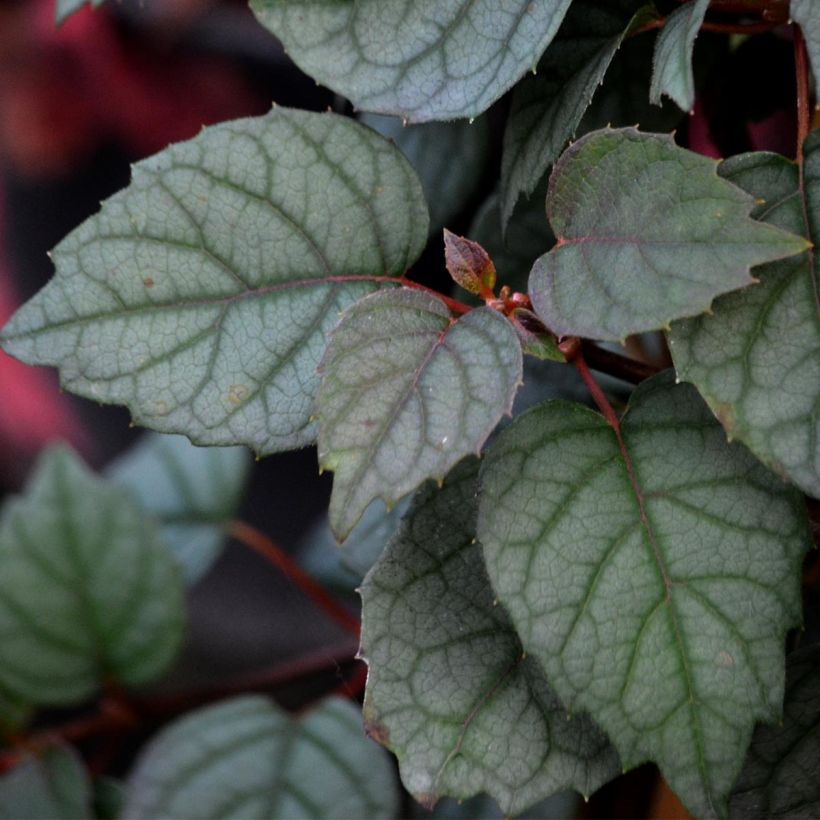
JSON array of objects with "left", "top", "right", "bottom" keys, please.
[
  {"left": 360, "top": 460, "right": 619, "bottom": 815},
  {"left": 0, "top": 447, "right": 185, "bottom": 705},
  {"left": 362, "top": 115, "right": 489, "bottom": 236},
  {"left": 793, "top": 0, "right": 820, "bottom": 94},
  {"left": 0, "top": 108, "right": 428, "bottom": 456},
  {"left": 478, "top": 373, "right": 811, "bottom": 818},
  {"left": 500, "top": 0, "right": 655, "bottom": 226},
  {"left": 55, "top": 0, "right": 106, "bottom": 25},
  {"left": 729, "top": 644, "right": 820, "bottom": 818},
  {"left": 318, "top": 288, "right": 522, "bottom": 539},
  {"left": 250, "top": 0, "right": 573, "bottom": 122},
  {"left": 106, "top": 433, "right": 251, "bottom": 584},
  {"left": 528, "top": 128, "right": 810, "bottom": 341},
  {"left": 648, "top": 0, "right": 710, "bottom": 112},
  {"left": 668, "top": 143, "right": 820, "bottom": 498},
  {"left": 122, "top": 695, "right": 399, "bottom": 819},
  {"left": 0, "top": 745, "right": 92, "bottom": 820}
]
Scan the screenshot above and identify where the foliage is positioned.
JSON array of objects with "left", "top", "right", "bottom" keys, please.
[{"left": 1, "top": 1, "right": 819, "bottom": 818}]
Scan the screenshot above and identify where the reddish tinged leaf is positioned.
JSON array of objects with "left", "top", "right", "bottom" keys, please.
[{"left": 443, "top": 229, "right": 497, "bottom": 298}]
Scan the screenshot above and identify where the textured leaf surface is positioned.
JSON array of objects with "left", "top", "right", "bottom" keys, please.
[
  {"left": 362, "top": 115, "right": 489, "bottom": 236},
  {"left": 107, "top": 433, "right": 251, "bottom": 584},
  {"left": 669, "top": 145, "right": 820, "bottom": 498},
  {"left": 528, "top": 128, "right": 810, "bottom": 341},
  {"left": 251, "top": 1, "right": 573, "bottom": 122},
  {"left": 0, "top": 447, "right": 185, "bottom": 705},
  {"left": 649, "top": 0, "right": 709, "bottom": 111},
  {"left": 501, "top": 0, "right": 654, "bottom": 225},
  {"left": 318, "top": 288, "right": 522, "bottom": 539},
  {"left": 729, "top": 644, "right": 820, "bottom": 818},
  {"left": 0, "top": 108, "right": 428, "bottom": 455},
  {"left": 122, "top": 695, "right": 399, "bottom": 819},
  {"left": 0, "top": 745, "right": 92, "bottom": 820},
  {"left": 360, "top": 460, "right": 619, "bottom": 815},
  {"left": 478, "top": 373, "right": 811, "bottom": 818},
  {"left": 55, "top": 0, "right": 106, "bottom": 24},
  {"left": 792, "top": 1, "right": 820, "bottom": 95}
]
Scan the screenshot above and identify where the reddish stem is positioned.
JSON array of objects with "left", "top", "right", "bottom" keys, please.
[
  {"left": 570, "top": 351, "right": 624, "bottom": 433},
  {"left": 228, "top": 521, "right": 361, "bottom": 637},
  {"left": 399, "top": 277, "right": 472, "bottom": 315},
  {"left": 796, "top": 25, "right": 811, "bottom": 166}
]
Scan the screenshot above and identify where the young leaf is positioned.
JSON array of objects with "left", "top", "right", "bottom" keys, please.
[
  {"left": 55, "top": 0, "right": 106, "bottom": 25},
  {"left": 250, "top": 1, "right": 573, "bottom": 122},
  {"left": 106, "top": 433, "right": 252, "bottom": 584},
  {"left": 318, "top": 289, "right": 522, "bottom": 539},
  {"left": 528, "top": 128, "right": 810, "bottom": 341},
  {"left": 648, "top": 0, "right": 709, "bottom": 112},
  {"left": 121, "top": 696, "right": 399, "bottom": 819},
  {"left": 501, "top": 0, "right": 656, "bottom": 226},
  {"left": 360, "top": 460, "right": 619, "bottom": 814},
  {"left": 443, "top": 230, "right": 496, "bottom": 297},
  {"left": 478, "top": 373, "right": 811, "bottom": 818},
  {"left": 361, "top": 115, "right": 490, "bottom": 237},
  {"left": 0, "top": 108, "right": 428, "bottom": 456},
  {"left": 729, "top": 644, "right": 820, "bottom": 818},
  {"left": 0, "top": 447, "right": 185, "bottom": 705},
  {"left": 668, "top": 144, "right": 820, "bottom": 499},
  {"left": 0, "top": 745, "right": 92, "bottom": 820},
  {"left": 793, "top": 1, "right": 820, "bottom": 94}
]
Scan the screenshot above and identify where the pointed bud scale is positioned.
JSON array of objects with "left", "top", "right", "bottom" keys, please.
[{"left": 443, "top": 229, "right": 496, "bottom": 298}]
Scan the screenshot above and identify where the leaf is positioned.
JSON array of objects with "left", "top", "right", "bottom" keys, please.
[
  {"left": 668, "top": 143, "right": 820, "bottom": 498},
  {"left": 0, "top": 745, "right": 92, "bottom": 820},
  {"left": 444, "top": 230, "right": 496, "bottom": 297},
  {"left": 106, "top": 433, "right": 252, "bottom": 584},
  {"left": 478, "top": 372, "right": 811, "bottom": 818},
  {"left": 0, "top": 446, "right": 185, "bottom": 705},
  {"left": 55, "top": 0, "right": 106, "bottom": 25},
  {"left": 250, "top": 0, "right": 574, "bottom": 122},
  {"left": 500, "top": 0, "right": 656, "bottom": 226},
  {"left": 121, "top": 695, "right": 399, "bottom": 819},
  {"left": 729, "top": 644, "right": 820, "bottom": 819},
  {"left": 360, "top": 460, "right": 619, "bottom": 815},
  {"left": 361, "top": 115, "right": 490, "bottom": 236},
  {"left": 0, "top": 108, "right": 428, "bottom": 456},
  {"left": 528, "top": 128, "right": 810, "bottom": 342},
  {"left": 793, "top": 0, "right": 820, "bottom": 94},
  {"left": 317, "top": 289, "right": 522, "bottom": 539},
  {"left": 648, "top": 0, "right": 710, "bottom": 112}
]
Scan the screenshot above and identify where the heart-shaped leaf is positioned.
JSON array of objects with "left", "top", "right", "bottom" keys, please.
[
  {"left": 121, "top": 696, "right": 399, "bottom": 819},
  {"left": 478, "top": 373, "right": 811, "bottom": 818},
  {"left": 318, "top": 289, "right": 522, "bottom": 539},
  {"left": 501, "top": 0, "right": 656, "bottom": 226},
  {"left": 106, "top": 433, "right": 251, "bottom": 584},
  {"left": 360, "top": 459, "right": 619, "bottom": 815},
  {"left": 250, "top": 0, "right": 573, "bottom": 122},
  {"left": 0, "top": 447, "right": 185, "bottom": 705},
  {"left": 648, "top": 0, "right": 710, "bottom": 112},
  {"left": 729, "top": 644, "right": 820, "bottom": 818},
  {"left": 528, "top": 128, "right": 810, "bottom": 341},
  {"left": 669, "top": 142, "right": 820, "bottom": 499},
  {"left": 0, "top": 108, "right": 428, "bottom": 456}
]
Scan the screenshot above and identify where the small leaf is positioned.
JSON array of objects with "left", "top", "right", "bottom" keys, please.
[
  {"left": 729, "top": 644, "right": 820, "bottom": 818},
  {"left": 668, "top": 142, "right": 820, "bottom": 498},
  {"left": 55, "top": 0, "right": 106, "bottom": 25},
  {"left": 250, "top": 0, "right": 574, "bottom": 122},
  {"left": 0, "top": 447, "right": 185, "bottom": 705},
  {"left": 793, "top": 0, "right": 820, "bottom": 94},
  {"left": 443, "top": 230, "right": 496, "bottom": 297},
  {"left": 0, "top": 108, "right": 428, "bottom": 456},
  {"left": 360, "top": 460, "right": 619, "bottom": 815},
  {"left": 528, "top": 128, "right": 810, "bottom": 341},
  {"left": 509, "top": 308, "right": 564, "bottom": 362},
  {"left": 106, "top": 433, "right": 251, "bottom": 584},
  {"left": 361, "top": 115, "right": 490, "bottom": 237},
  {"left": 501, "top": 0, "right": 657, "bottom": 225},
  {"left": 478, "top": 372, "right": 811, "bottom": 818},
  {"left": 318, "top": 288, "right": 522, "bottom": 540},
  {"left": 0, "top": 745, "right": 92, "bottom": 820},
  {"left": 649, "top": 0, "right": 710, "bottom": 112},
  {"left": 121, "top": 695, "right": 399, "bottom": 819}
]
